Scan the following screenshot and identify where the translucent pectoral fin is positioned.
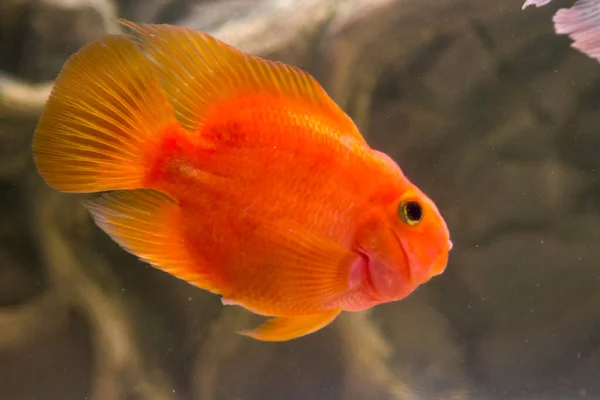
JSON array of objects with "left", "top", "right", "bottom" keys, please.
[
  {"left": 253, "top": 220, "right": 357, "bottom": 303},
  {"left": 240, "top": 309, "right": 341, "bottom": 342}
]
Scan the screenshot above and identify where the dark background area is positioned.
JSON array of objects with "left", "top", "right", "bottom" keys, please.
[{"left": 1, "top": 0, "right": 599, "bottom": 399}]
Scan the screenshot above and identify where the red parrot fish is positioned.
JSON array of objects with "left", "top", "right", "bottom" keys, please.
[
  {"left": 32, "top": 20, "right": 451, "bottom": 342},
  {"left": 523, "top": 0, "right": 600, "bottom": 63}
]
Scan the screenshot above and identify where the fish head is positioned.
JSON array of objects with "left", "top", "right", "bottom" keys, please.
[
  {"left": 355, "top": 185, "right": 451, "bottom": 303},
  {"left": 393, "top": 187, "right": 451, "bottom": 284}
]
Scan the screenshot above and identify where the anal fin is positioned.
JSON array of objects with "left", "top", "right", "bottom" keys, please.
[
  {"left": 240, "top": 309, "right": 341, "bottom": 342},
  {"left": 84, "top": 189, "right": 219, "bottom": 293}
]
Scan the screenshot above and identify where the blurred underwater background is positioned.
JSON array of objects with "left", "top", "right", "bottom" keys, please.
[{"left": 1, "top": 0, "right": 600, "bottom": 399}]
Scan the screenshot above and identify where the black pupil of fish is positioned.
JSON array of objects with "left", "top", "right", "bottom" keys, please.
[{"left": 404, "top": 201, "right": 422, "bottom": 222}]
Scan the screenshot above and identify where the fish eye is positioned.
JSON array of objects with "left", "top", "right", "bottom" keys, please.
[{"left": 399, "top": 200, "right": 423, "bottom": 226}]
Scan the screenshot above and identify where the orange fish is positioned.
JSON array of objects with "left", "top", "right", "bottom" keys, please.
[{"left": 32, "top": 20, "right": 451, "bottom": 342}]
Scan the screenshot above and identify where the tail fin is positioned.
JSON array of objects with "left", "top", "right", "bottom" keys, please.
[
  {"left": 553, "top": 0, "right": 600, "bottom": 63},
  {"left": 33, "top": 35, "right": 182, "bottom": 193},
  {"left": 523, "top": 0, "right": 600, "bottom": 63}
]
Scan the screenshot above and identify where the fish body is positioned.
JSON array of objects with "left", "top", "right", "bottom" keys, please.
[{"left": 32, "top": 21, "right": 451, "bottom": 341}]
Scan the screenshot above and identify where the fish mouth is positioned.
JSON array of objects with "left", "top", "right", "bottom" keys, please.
[{"left": 430, "top": 245, "right": 450, "bottom": 277}]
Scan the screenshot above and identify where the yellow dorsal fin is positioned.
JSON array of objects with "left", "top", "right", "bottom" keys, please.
[{"left": 119, "top": 19, "right": 366, "bottom": 144}]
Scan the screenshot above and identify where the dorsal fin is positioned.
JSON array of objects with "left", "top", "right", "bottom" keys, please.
[{"left": 119, "top": 19, "right": 366, "bottom": 145}]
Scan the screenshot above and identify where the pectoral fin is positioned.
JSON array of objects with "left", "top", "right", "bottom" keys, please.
[
  {"left": 252, "top": 220, "right": 358, "bottom": 303},
  {"left": 240, "top": 309, "right": 341, "bottom": 342}
]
